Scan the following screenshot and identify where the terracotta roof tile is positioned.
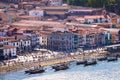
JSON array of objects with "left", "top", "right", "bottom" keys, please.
[{"left": 3, "top": 45, "right": 16, "bottom": 49}]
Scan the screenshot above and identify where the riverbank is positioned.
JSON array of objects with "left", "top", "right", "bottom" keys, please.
[
  {"left": 0, "top": 51, "right": 108, "bottom": 73},
  {"left": 20, "top": 59, "right": 120, "bottom": 80}
]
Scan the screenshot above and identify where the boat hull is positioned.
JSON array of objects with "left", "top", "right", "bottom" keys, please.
[
  {"left": 76, "top": 60, "right": 87, "bottom": 65},
  {"left": 107, "top": 57, "right": 118, "bottom": 62},
  {"left": 97, "top": 57, "right": 107, "bottom": 61},
  {"left": 29, "top": 70, "right": 45, "bottom": 74},
  {"left": 53, "top": 64, "right": 69, "bottom": 71},
  {"left": 84, "top": 61, "right": 97, "bottom": 66},
  {"left": 55, "top": 66, "right": 69, "bottom": 71}
]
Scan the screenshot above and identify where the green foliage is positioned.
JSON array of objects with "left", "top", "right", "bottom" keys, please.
[{"left": 66, "top": 0, "right": 119, "bottom": 8}]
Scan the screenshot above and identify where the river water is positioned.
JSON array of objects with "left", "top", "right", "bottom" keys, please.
[{"left": 0, "top": 59, "right": 120, "bottom": 80}]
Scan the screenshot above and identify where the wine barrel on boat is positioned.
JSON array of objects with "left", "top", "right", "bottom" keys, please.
[
  {"left": 76, "top": 59, "right": 87, "bottom": 65},
  {"left": 25, "top": 66, "right": 45, "bottom": 74},
  {"left": 84, "top": 59, "right": 97, "bottom": 66},
  {"left": 52, "top": 63, "right": 69, "bottom": 71},
  {"left": 107, "top": 56, "right": 118, "bottom": 62}
]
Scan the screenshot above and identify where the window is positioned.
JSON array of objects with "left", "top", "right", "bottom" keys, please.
[
  {"left": 6, "top": 42, "right": 8, "bottom": 45},
  {"left": 17, "top": 42, "right": 18, "bottom": 45},
  {"left": 24, "top": 41, "right": 26, "bottom": 44},
  {"left": 28, "top": 41, "right": 29, "bottom": 44}
]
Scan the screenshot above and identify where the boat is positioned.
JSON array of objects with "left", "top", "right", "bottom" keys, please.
[
  {"left": 107, "top": 56, "right": 118, "bottom": 62},
  {"left": 84, "top": 59, "right": 97, "bottom": 66},
  {"left": 25, "top": 66, "right": 45, "bottom": 74},
  {"left": 76, "top": 60, "right": 87, "bottom": 65},
  {"left": 52, "top": 65, "right": 59, "bottom": 69},
  {"left": 25, "top": 69, "right": 31, "bottom": 74},
  {"left": 52, "top": 63, "right": 69, "bottom": 71},
  {"left": 28, "top": 69, "right": 45, "bottom": 74},
  {"left": 97, "top": 56, "right": 107, "bottom": 61},
  {"left": 107, "top": 54, "right": 118, "bottom": 62},
  {"left": 116, "top": 54, "right": 120, "bottom": 58}
]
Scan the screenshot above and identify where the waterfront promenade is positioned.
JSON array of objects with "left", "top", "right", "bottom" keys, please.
[{"left": 0, "top": 49, "right": 108, "bottom": 73}]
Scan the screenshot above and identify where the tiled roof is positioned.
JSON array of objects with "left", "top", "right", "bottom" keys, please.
[
  {"left": 8, "top": 35, "right": 30, "bottom": 42},
  {"left": 84, "top": 15, "right": 105, "bottom": 19},
  {"left": 3, "top": 45, "right": 16, "bottom": 49}
]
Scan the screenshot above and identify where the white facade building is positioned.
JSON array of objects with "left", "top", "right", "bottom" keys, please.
[
  {"left": 40, "top": 36, "right": 48, "bottom": 48},
  {"left": 39, "top": 31, "right": 50, "bottom": 49},
  {"left": 8, "top": 36, "right": 31, "bottom": 52},
  {"left": 29, "top": 10, "right": 44, "bottom": 17},
  {"left": 0, "top": 37, "right": 9, "bottom": 45},
  {"left": 117, "top": 18, "right": 120, "bottom": 23},
  {"left": 48, "top": 0, "right": 63, "bottom": 6},
  {"left": 23, "top": 31, "right": 40, "bottom": 48},
  {"left": 3, "top": 45, "right": 17, "bottom": 57},
  {"left": 101, "top": 28, "right": 120, "bottom": 44},
  {"left": 84, "top": 15, "right": 111, "bottom": 24}
]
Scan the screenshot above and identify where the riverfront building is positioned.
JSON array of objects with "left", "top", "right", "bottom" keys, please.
[{"left": 48, "top": 31, "right": 78, "bottom": 52}]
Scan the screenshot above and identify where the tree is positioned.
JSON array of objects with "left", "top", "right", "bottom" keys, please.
[{"left": 66, "top": 0, "right": 117, "bottom": 8}]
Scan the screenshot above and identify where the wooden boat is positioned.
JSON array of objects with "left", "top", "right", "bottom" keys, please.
[
  {"left": 25, "top": 66, "right": 45, "bottom": 74},
  {"left": 25, "top": 70, "right": 31, "bottom": 73},
  {"left": 84, "top": 59, "right": 97, "bottom": 66},
  {"left": 97, "top": 56, "right": 107, "bottom": 61},
  {"left": 116, "top": 54, "right": 120, "bottom": 58},
  {"left": 52, "top": 63, "right": 69, "bottom": 71},
  {"left": 76, "top": 60, "right": 87, "bottom": 65},
  {"left": 107, "top": 56, "right": 118, "bottom": 62},
  {"left": 28, "top": 69, "right": 45, "bottom": 74},
  {"left": 52, "top": 64, "right": 60, "bottom": 69},
  {"left": 107, "top": 54, "right": 118, "bottom": 62}
]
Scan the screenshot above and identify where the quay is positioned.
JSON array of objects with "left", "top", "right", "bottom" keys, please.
[{"left": 0, "top": 51, "right": 107, "bottom": 73}]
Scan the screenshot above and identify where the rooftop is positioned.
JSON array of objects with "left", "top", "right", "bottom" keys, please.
[
  {"left": 11, "top": 20, "right": 65, "bottom": 30},
  {"left": 66, "top": 22, "right": 98, "bottom": 27},
  {"left": 46, "top": 11, "right": 68, "bottom": 15},
  {"left": 100, "top": 28, "right": 120, "bottom": 33},
  {"left": 84, "top": 15, "right": 105, "bottom": 19},
  {"left": 3, "top": 45, "right": 16, "bottom": 49},
  {"left": 38, "top": 6, "right": 69, "bottom": 10}
]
